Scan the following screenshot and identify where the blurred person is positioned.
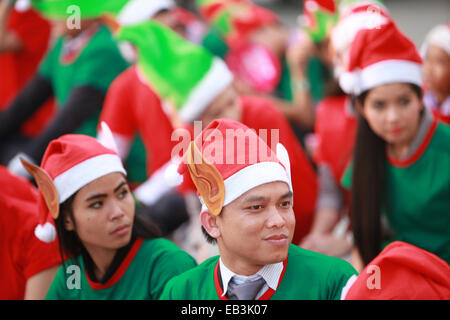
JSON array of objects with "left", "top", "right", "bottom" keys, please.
[
  {"left": 106, "top": 21, "right": 318, "bottom": 249},
  {"left": 0, "top": 165, "right": 61, "bottom": 300},
  {"left": 339, "top": 21, "right": 450, "bottom": 270},
  {"left": 19, "top": 130, "right": 196, "bottom": 299},
  {"left": 421, "top": 24, "right": 450, "bottom": 124},
  {"left": 98, "top": 0, "right": 206, "bottom": 237},
  {"left": 0, "top": 0, "right": 129, "bottom": 177},
  {"left": 0, "top": 0, "right": 55, "bottom": 153},
  {"left": 196, "top": 0, "right": 336, "bottom": 135},
  {"left": 160, "top": 119, "right": 357, "bottom": 300}
]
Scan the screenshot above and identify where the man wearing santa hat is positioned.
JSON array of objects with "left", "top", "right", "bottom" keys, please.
[{"left": 160, "top": 118, "right": 357, "bottom": 300}]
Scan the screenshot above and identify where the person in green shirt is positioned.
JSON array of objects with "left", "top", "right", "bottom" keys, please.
[
  {"left": 0, "top": 1, "right": 129, "bottom": 179},
  {"left": 339, "top": 21, "right": 450, "bottom": 270},
  {"left": 160, "top": 118, "right": 357, "bottom": 300},
  {"left": 196, "top": 0, "right": 336, "bottom": 138},
  {"left": 21, "top": 128, "right": 196, "bottom": 300}
]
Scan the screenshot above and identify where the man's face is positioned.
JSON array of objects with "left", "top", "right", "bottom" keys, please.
[{"left": 213, "top": 181, "right": 295, "bottom": 274}]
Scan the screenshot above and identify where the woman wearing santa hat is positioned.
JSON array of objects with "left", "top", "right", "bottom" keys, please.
[
  {"left": 338, "top": 21, "right": 450, "bottom": 270},
  {"left": 20, "top": 125, "right": 196, "bottom": 299}
]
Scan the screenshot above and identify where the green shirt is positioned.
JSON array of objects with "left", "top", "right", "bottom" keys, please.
[
  {"left": 39, "top": 24, "right": 129, "bottom": 136},
  {"left": 341, "top": 120, "right": 450, "bottom": 264},
  {"left": 46, "top": 238, "right": 197, "bottom": 300},
  {"left": 160, "top": 244, "right": 357, "bottom": 300}
]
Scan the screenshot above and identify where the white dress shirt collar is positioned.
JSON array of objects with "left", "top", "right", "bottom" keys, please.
[{"left": 219, "top": 258, "right": 284, "bottom": 297}]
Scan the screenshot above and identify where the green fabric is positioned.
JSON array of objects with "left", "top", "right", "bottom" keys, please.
[
  {"left": 160, "top": 244, "right": 357, "bottom": 300},
  {"left": 201, "top": 28, "right": 229, "bottom": 59},
  {"left": 302, "top": 6, "right": 338, "bottom": 44},
  {"left": 117, "top": 20, "right": 215, "bottom": 110},
  {"left": 32, "top": 0, "right": 128, "bottom": 20},
  {"left": 124, "top": 135, "right": 147, "bottom": 183},
  {"left": 341, "top": 122, "right": 450, "bottom": 264},
  {"left": 46, "top": 238, "right": 197, "bottom": 300},
  {"left": 277, "top": 56, "right": 330, "bottom": 103},
  {"left": 39, "top": 24, "right": 129, "bottom": 135}
]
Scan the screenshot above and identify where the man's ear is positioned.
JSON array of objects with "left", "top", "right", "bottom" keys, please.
[
  {"left": 63, "top": 213, "right": 75, "bottom": 231},
  {"left": 200, "top": 210, "right": 221, "bottom": 240}
]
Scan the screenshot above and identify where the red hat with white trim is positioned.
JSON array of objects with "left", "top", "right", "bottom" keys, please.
[
  {"left": 20, "top": 124, "right": 126, "bottom": 241},
  {"left": 342, "top": 241, "right": 450, "bottom": 300},
  {"left": 339, "top": 21, "right": 423, "bottom": 96},
  {"left": 178, "top": 119, "right": 292, "bottom": 216}
]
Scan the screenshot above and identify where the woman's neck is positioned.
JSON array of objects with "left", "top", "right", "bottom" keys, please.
[{"left": 83, "top": 244, "right": 117, "bottom": 281}]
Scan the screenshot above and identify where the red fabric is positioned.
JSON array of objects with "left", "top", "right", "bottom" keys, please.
[
  {"left": 345, "top": 241, "right": 450, "bottom": 300},
  {"left": 0, "top": 172, "right": 61, "bottom": 300},
  {"left": 431, "top": 108, "right": 450, "bottom": 125},
  {"left": 99, "top": 66, "right": 177, "bottom": 176},
  {"left": 313, "top": 96, "right": 357, "bottom": 207},
  {"left": 0, "top": 165, "right": 40, "bottom": 203},
  {"left": 0, "top": 8, "right": 54, "bottom": 137},
  {"left": 347, "top": 21, "right": 422, "bottom": 72},
  {"left": 41, "top": 134, "right": 119, "bottom": 179}
]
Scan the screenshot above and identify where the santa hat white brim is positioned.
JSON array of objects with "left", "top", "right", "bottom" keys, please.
[
  {"left": 54, "top": 153, "right": 126, "bottom": 203},
  {"left": 339, "top": 59, "right": 422, "bottom": 95},
  {"left": 179, "top": 58, "right": 234, "bottom": 122}
]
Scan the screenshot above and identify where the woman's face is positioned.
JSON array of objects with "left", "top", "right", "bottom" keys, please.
[
  {"left": 65, "top": 172, "right": 135, "bottom": 252},
  {"left": 359, "top": 83, "right": 423, "bottom": 147}
]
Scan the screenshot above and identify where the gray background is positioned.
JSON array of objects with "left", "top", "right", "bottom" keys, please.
[{"left": 178, "top": 0, "right": 450, "bottom": 47}]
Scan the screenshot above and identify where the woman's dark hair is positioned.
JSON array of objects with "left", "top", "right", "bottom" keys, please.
[
  {"left": 350, "top": 83, "right": 422, "bottom": 266},
  {"left": 55, "top": 191, "right": 162, "bottom": 264}
]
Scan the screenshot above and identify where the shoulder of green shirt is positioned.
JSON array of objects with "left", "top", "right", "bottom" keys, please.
[
  {"left": 159, "top": 254, "right": 219, "bottom": 300},
  {"left": 139, "top": 238, "right": 198, "bottom": 300},
  {"left": 287, "top": 245, "right": 358, "bottom": 300}
]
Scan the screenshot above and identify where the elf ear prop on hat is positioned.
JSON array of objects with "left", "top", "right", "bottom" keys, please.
[
  {"left": 20, "top": 157, "right": 60, "bottom": 220},
  {"left": 186, "top": 141, "right": 225, "bottom": 216}
]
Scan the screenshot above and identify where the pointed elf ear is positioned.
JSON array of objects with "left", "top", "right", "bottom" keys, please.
[
  {"left": 20, "top": 158, "right": 60, "bottom": 219},
  {"left": 186, "top": 141, "right": 225, "bottom": 216}
]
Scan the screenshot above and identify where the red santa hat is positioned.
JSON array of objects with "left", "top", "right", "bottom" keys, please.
[
  {"left": 178, "top": 119, "right": 292, "bottom": 215},
  {"left": 342, "top": 241, "right": 450, "bottom": 300},
  {"left": 20, "top": 123, "right": 126, "bottom": 241},
  {"left": 339, "top": 21, "right": 423, "bottom": 96}
]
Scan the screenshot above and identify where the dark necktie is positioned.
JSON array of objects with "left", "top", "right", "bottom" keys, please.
[{"left": 227, "top": 276, "right": 267, "bottom": 300}]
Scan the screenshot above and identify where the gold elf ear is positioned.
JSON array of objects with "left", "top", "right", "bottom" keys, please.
[
  {"left": 186, "top": 141, "right": 225, "bottom": 216},
  {"left": 20, "top": 158, "right": 60, "bottom": 219}
]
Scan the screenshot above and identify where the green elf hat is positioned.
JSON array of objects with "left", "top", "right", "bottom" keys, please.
[
  {"left": 116, "top": 20, "right": 234, "bottom": 122},
  {"left": 31, "top": 0, "right": 129, "bottom": 20},
  {"left": 299, "top": 0, "right": 338, "bottom": 44}
]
